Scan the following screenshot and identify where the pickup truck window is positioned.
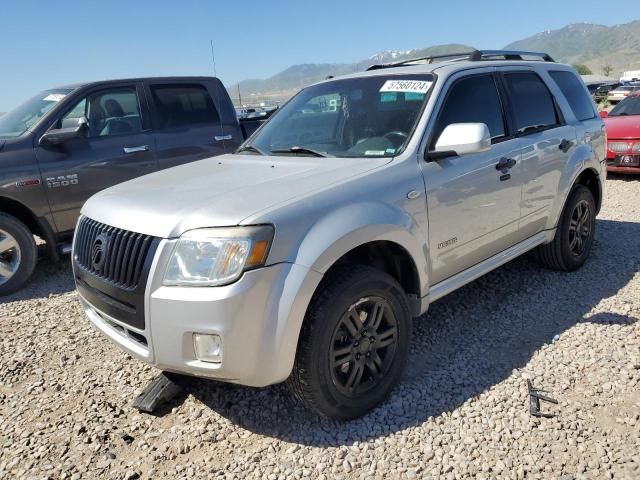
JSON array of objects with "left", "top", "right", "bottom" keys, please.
[
  {"left": 549, "top": 71, "right": 596, "bottom": 121},
  {"left": 432, "top": 74, "right": 506, "bottom": 145},
  {"left": 246, "top": 74, "right": 434, "bottom": 157},
  {"left": 503, "top": 72, "right": 559, "bottom": 134},
  {"left": 60, "top": 87, "right": 143, "bottom": 137},
  {"left": 0, "top": 89, "right": 72, "bottom": 138},
  {"left": 150, "top": 84, "right": 220, "bottom": 129}
]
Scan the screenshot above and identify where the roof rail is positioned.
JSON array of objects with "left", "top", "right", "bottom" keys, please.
[
  {"left": 471, "top": 50, "right": 555, "bottom": 62},
  {"left": 366, "top": 49, "right": 555, "bottom": 71},
  {"left": 366, "top": 52, "right": 475, "bottom": 71}
]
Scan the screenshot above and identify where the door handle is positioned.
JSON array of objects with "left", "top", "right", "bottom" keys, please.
[
  {"left": 495, "top": 157, "right": 517, "bottom": 171},
  {"left": 214, "top": 134, "right": 233, "bottom": 142},
  {"left": 559, "top": 139, "right": 574, "bottom": 153},
  {"left": 123, "top": 145, "right": 149, "bottom": 154}
]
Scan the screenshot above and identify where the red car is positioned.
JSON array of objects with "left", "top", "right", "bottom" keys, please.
[{"left": 601, "top": 93, "right": 640, "bottom": 174}]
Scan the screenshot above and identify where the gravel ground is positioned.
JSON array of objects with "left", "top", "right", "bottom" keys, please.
[{"left": 1, "top": 175, "right": 639, "bottom": 480}]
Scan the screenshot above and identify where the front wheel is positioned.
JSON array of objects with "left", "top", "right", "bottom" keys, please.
[
  {"left": 537, "top": 185, "right": 596, "bottom": 272},
  {"left": 0, "top": 213, "right": 37, "bottom": 296},
  {"left": 287, "top": 265, "right": 412, "bottom": 420}
]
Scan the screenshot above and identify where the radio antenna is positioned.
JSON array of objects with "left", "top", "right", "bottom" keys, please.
[
  {"left": 209, "top": 40, "right": 228, "bottom": 151},
  {"left": 209, "top": 40, "right": 218, "bottom": 77}
]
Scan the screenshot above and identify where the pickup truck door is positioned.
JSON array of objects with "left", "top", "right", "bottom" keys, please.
[
  {"left": 422, "top": 71, "right": 524, "bottom": 285},
  {"left": 35, "top": 83, "right": 158, "bottom": 234},
  {"left": 146, "top": 80, "right": 242, "bottom": 170}
]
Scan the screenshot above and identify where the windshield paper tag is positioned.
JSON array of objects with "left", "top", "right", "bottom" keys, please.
[
  {"left": 380, "top": 80, "right": 432, "bottom": 94},
  {"left": 43, "top": 94, "right": 66, "bottom": 102}
]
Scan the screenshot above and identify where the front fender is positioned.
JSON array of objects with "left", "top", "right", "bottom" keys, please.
[{"left": 291, "top": 201, "right": 429, "bottom": 294}]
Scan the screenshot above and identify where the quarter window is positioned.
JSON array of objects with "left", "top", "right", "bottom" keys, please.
[
  {"left": 503, "top": 72, "right": 559, "bottom": 134},
  {"left": 549, "top": 71, "right": 596, "bottom": 121},
  {"left": 150, "top": 84, "right": 220, "bottom": 129},
  {"left": 433, "top": 74, "right": 506, "bottom": 145}
]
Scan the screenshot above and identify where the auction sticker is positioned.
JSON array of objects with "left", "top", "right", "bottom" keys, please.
[{"left": 379, "top": 80, "right": 432, "bottom": 94}]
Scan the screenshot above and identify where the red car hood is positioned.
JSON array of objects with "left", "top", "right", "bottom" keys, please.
[{"left": 604, "top": 115, "right": 640, "bottom": 140}]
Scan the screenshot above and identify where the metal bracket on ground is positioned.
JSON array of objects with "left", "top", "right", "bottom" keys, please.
[
  {"left": 131, "top": 372, "right": 184, "bottom": 413},
  {"left": 527, "top": 379, "right": 558, "bottom": 418}
]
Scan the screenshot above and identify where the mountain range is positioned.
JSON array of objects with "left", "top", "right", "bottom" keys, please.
[{"left": 230, "top": 20, "right": 640, "bottom": 103}]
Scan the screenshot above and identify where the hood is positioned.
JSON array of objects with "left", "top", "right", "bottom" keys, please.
[
  {"left": 604, "top": 115, "right": 640, "bottom": 140},
  {"left": 82, "top": 153, "right": 390, "bottom": 238}
]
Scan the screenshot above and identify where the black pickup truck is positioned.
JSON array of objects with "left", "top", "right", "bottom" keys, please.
[{"left": 0, "top": 76, "right": 268, "bottom": 294}]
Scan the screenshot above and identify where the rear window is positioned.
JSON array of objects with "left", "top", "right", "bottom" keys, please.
[
  {"left": 150, "top": 84, "right": 220, "bottom": 129},
  {"left": 503, "top": 72, "right": 559, "bottom": 134},
  {"left": 549, "top": 71, "right": 596, "bottom": 121}
]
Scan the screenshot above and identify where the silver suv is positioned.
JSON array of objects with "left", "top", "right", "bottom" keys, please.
[{"left": 73, "top": 50, "right": 606, "bottom": 419}]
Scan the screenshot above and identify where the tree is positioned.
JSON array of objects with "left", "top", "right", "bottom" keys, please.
[
  {"left": 602, "top": 64, "right": 614, "bottom": 77},
  {"left": 572, "top": 64, "right": 593, "bottom": 75}
]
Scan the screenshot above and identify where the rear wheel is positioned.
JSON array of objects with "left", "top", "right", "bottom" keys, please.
[
  {"left": 287, "top": 265, "right": 412, "bottom": 420},
  {"left": 537, "top": 185, "right": 596, "bottom": 272},
  {"left": 0, "top": 213, "right": 37, "bottom": 296}
]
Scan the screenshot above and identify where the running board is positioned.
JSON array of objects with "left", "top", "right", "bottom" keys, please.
[
  {"left": 58, "top": 243, "right": 72, "bottom": 255},
  {"left": 428, "top": 231, "right": 549, "bottom": 303}
]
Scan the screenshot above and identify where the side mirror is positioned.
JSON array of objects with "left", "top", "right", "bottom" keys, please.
[
  {"left": 39, "top": 117, "right": 88, "bottom": 147},
  {"left": 599, "top": 110, "right": 609, "bottom": 119},
  {"left": 427, "top": 123, "right": 491, "bottom": 160}
]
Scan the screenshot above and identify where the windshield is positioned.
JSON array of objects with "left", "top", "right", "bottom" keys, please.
[
  {"left": 243, "top": 74, "right": 434, "bottom": 158},
  {"left": 609, "top": 95, "right": 640, "bottom": 116},
  {"left": 0, "top": 89, "right": 72, "bottom": 138}
]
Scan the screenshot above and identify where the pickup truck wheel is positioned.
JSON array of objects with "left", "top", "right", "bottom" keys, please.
[
  {"left": 0, "top": 213, "right": 37, "bottom": 296},
  {"left": 537, "top": 185, "right": 596, "bottom": 272},
  {"left": 287, "top": 265, "right": 411, "bottom": 420}
]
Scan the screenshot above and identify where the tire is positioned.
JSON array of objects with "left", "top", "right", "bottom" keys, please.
[
  {"left": 287, "top": 265, "right": 412, "bottom": 420},
  {"left": 537, "top": 185, "right": 596, "bottom": 272},
  {"left": 0, "top": 213, "right": 37, "bottom": 296}
]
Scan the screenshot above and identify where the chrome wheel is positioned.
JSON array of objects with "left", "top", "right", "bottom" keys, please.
[
  {"left": 329, "top": 296, "right": 398, "bottom": 397},
  {"left": 568, "top": 199, "right": 591, "bottom": 257},
  {"left": 0, "top": 229, "right": 21, "bottom": 286}
]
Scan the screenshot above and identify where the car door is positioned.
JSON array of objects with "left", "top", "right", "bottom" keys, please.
[
  {"left": 422, "top": 71, "right": 525, "bottom": 285},
  {"left": 35, "top": 83, "right": 158, "bottom": 234},
  {"left": 147, "top": 81, "right": 240, "bottom": 170},
  {"left": 498, "top": 69, "right": 578, "bottom": 239}
]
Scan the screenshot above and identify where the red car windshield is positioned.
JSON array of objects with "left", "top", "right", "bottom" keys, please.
[{"left": 609, "top": 95, "right": 640, "bottom": 117}]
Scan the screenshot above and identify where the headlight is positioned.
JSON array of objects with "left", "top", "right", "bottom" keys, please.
[
  {"left": 633, "top": 142, "right": 640, "bottom": 153},
  {"left": 163, "top": 225, "right": 274, "bottom": 286}
]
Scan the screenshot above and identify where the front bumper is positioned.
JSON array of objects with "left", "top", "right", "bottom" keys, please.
[
  {"left": 606, "top": 148, "right": 640, "bottom": 174},
  {"left": 77, "top": 239, "right": 323, "bottom": 387}
]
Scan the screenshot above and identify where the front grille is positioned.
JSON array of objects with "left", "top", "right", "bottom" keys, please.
[
  {"left": 74, "top": 217, "right": 156, "bottom": 290},
  {"left": 608, "top": 142, "right": 629, "bottom": 153}
]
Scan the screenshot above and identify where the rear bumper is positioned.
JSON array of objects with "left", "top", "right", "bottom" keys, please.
[{"left": 77, "top": 238, "right": 323, "bottom": 387}]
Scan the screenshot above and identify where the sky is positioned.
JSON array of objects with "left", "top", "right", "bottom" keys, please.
[{"left": 0, "top": 0, "right": 638, "bottom": 111}]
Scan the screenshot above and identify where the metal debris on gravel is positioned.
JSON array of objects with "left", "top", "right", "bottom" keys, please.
[{"left": 1, "top": 176, "right": 639, "bottom": 479}]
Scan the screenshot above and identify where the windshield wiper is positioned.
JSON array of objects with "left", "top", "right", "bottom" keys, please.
[
  {"left": 270, "top": 146, "right": 329, "bottom": 157},
  {"left": 236, "top": 145, "right": 268, "bottom": 155}
]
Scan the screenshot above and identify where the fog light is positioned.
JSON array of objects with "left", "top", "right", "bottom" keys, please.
[{"left": 193, "top": 333, "right": 222, "bottom": 363}]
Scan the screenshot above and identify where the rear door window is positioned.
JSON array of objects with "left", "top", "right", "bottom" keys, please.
[
  {"left": 150, "top": 84, "right": 220, "bottom": 129},
  {"left": 549, "top": 71, "right": 596, "bottom": 121},
  {"left": 503, "top": 72, "right": 560, "bottom": 134}
]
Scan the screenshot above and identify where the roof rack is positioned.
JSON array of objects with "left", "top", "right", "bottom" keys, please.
[{"left": 366, "top": 49, "right": 556, "bottom": 71}]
